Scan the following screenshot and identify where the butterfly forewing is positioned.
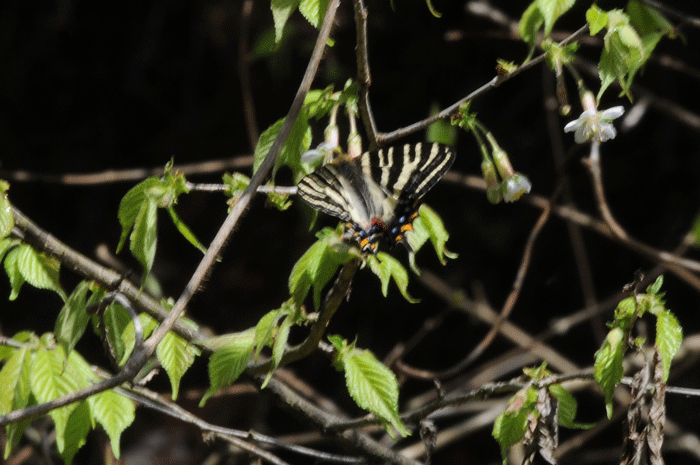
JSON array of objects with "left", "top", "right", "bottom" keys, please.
[{"left": 359, "top": 143, "right": 455, "bottom": 203}]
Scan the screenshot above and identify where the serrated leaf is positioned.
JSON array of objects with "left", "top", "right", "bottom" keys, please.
[
  {"left": 4, "top": 246, "right": 24, "bottom": 300},
  {"left": 586, "top": 5, "right": 608, "bottom": 35},
  {"left": 648, "top": 275, "right": 664, "bottom": 296},
  {"left": 16, "top": 244, "right": 65, "bottom": 299},
  {"left": 549, "top": 384, "right": 594, "bottom": 429},
  {"left": 414, "top": 204, "right": 457, "bottom": 265},
  {"left": 130, "top": 198, "right": 158, "bottom": 277},
  {"left": 201, "top": 330, "right": 255, "bottom": 406},
  {"left": 0, "top": 237, "right": 19, "bottom": 263},
  {"left": 536, "top": 0, "right": 575, "bottom": 36},
  {"left": 271, "top": 0, "right": 301, "bottom": 43},
  {"left": 89, "top": 389, "right": 135, "bottom": 459},
  {"left": 60, "top": 400, "right": 91, "bottom": 465},
  {"left": 289, "top": 230, "right": 353, "bottom": 309},
  {"left": 254, "top": 309, "right": 283, "bottom": 360},
  {"left": 341, "top": 347, "right": 409, "bottom": 438},
  {"left": 31, "top": 347, "right": 81, "bottom": 454},
  {"left": 0, "top": 191, "right": 13, "bottom": 239},
  {"left": 493, "top": 408, "right": 530, "bottom": 463},
  {"left": 594, "top": 327, "right": 626, "bottom": 418},
  {"left": 518, "top": 2, "right": 544, "bottom": 51},
  {"left": 157, "top": 329, "right": 200, "bottom": 400},
  {"left": 656, "top": 310, "right": 682, "bottom": 382},
  {"left": 2, "top": 347, "right": 33, "bottom": 460},
  {"left": 254, "top": 118, "right": 285, "bottom": 174},
  {"left": 278, "top": 111, "right": 311, "bottom": 183},
  {"left": 166, "top": 206, "right": 207, "bottom": 254},
  {"left": 55, "top": 281, "right": 91, "bottom": 357},
  {"left": 262, "top": 315, "right": 293, "bottom": 389},
  {"left": 0, "top": 347, "right": 32, "bottom": 415},
  {"left": 367, "top": 253, "right": 418, "bottom": 303},
  {"left": 117, "top": 177, "right": 162, "bottom": 253},
  {"left": 299, "top": 0, "right": 329, "bottom": 29},
  {"left": 492, "top": 386, "right": 538, "bottom": 463}
]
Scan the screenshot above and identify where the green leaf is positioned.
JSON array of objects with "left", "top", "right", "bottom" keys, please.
[
  {"left": 426, "top": 104, "right": 458, "bottom": 147},
  {"left": 254, "top": 309, "right": 283, "bottom": 360},
  {"left": 157, "top": 328, "right": 200, "bottom": 400},
  {"left": 299, "top": 0, "right": 329, "bottom": 29},
  {"left": 411, "top": 204, "right": 457, "bottom": 266},
  {"left": 167, "top": 206, "right": 207, "bottom": 254},
  {"left": 335, "top": 339, "right": 409, "bottom": 438},
  {"left": 253, "top": 118, "right": 285, "bottom": 174},
  {"left": 0, "top": 237, "right": 19, "bottom": 263},
  {"left": 117, "top": 177, "right": 161, "bottom": 253},
  {"left": 594, "top": 326, "right": 626, "bottom": 418},
  {"left": 271, "top": 0, "right": 301, "bottom": 43},
  {"left": 31, "top": 346, "right": 81, "bottom": 454},
  {"left": 648, "top": 275, "right": 664, "bottom": 296},
  {"left": 289, "top": 229, "right": 354, "bottom": 309},
  {"left": 0, "top": 188, "right": 13, "bottom": 239},
  {"left": 586, "top": 5, "right": 608, "bottom": 35},
  {"left": 0, "top": 347, "right": 33, "bottom": 459},
  {"left": 3, "top": 246, "right": 24, "bottom": 300},
  {"left": 102, "top": 303, "right": 132, "bottom": 366},
  {"left": 627, "top": 0, "right": 674, "bottom": 37},
  {"left": 549, "top": 384, "right": 594, "bottom": 429},
  {"left": 367, "top": 253, "right": 419, "bottom": 303},
  {"left": 88, "top": 388, "right": 135, "bottom": 459},
  {"left": 201, "top": 329, "right": 255, "bottom": 406},
  {"left": 16, "top": 244, "right": 65, "bottom": 300},
  {"left": 278, "top": 112, "right": 312, "bottom": 183},
  {"left": 492, "top": 386, "right": 538, "bottom": 462},
  {"left": 130, "top": 198, "right": 158, "bottom": 277},
  {"left": 536, "top": 0, "right": 575, "bottom": 36},
  {"left": 518, "top": 2, "right": 544, "bottom": 51},
  {"left": 262, "top": 314, "right": 293, "bottom": 388},
  {"left": 55, "top": 281, "right": 91, "bottom": 357},
  {"left": 656, "top": 309, "right": 682, "bottom": 382},
  {"left": 60, "top": 400, "right": 91, "bottom": 465}
]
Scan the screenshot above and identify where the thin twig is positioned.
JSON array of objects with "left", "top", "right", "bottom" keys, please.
[
  {"left": 0, "top": 156, "right": 253, "bottom": 185},
  {"left": 353, "top": 0, "right": 378, "bottom": 148},
  {"left": 375, "top": 25, "right": 589, "bottom": 145}
]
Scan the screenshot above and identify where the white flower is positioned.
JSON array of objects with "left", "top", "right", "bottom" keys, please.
[
  {"left": 502, "top": 173, "right": 532, "bottom": 203},
  {"left": 564, "top": 106, "right": 625, "bottom": 144}
]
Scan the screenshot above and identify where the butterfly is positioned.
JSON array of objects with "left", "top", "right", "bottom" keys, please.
[{"left": 297, "top": 142, "right": 455, "bottom": 254}]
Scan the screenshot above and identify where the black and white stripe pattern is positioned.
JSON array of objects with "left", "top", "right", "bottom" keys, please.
[{"left": 297, "top": 143, "right": 455, "bottom": 254}]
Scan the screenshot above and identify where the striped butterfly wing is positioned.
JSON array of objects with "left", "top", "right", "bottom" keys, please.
[
  {"left": 358, "top": 142, "right": 455, "bottom": 205},
  {"left": 297, "top": 158, "right": 382, "bottom": 228},
  {"left": 297, "top": 143, "right": 454, "bottom": 253}
]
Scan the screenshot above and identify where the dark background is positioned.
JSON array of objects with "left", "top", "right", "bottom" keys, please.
[{"left": 2, "top": 0, "right": 700, "bottom": 463}]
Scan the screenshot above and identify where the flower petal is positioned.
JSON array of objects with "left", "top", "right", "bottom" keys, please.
[{"left": 601, "top": 106, "right": 625, "bottom": 120}]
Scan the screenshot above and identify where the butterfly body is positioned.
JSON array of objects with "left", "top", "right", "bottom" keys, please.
[{"left": 297, "top": 143, "right": 455, "bottom": 254}]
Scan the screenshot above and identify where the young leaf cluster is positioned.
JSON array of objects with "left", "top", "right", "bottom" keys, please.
[
  {"left": 117, "top": 161, "right": 206, "bottom": 282},
  {"left": 518, "top": 0, "right": 675, "bottom": 102},
  {"left": 492, "top": 364, "right": 591, "bottom": 464},
  {"left": 594, "top": 276, "right": 683, "bottom": 418},
  {"left": 0, "top": 333, "right": 135, "bottom": 464}
]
